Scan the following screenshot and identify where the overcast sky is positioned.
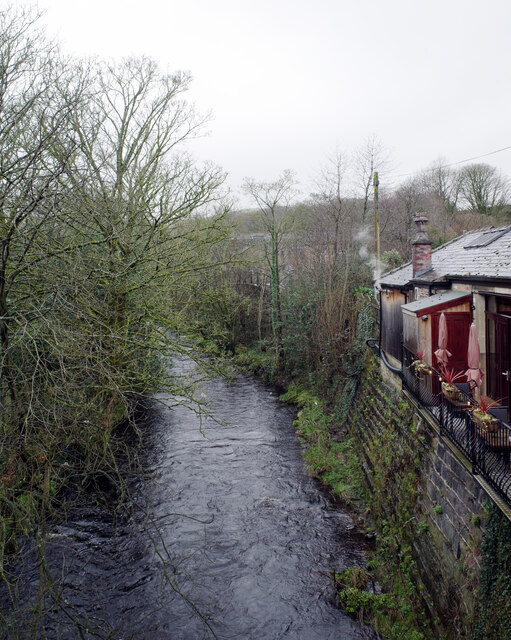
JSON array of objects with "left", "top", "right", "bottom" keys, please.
[{"left": 29, "top": 0, "right": 511, "bottom": 204}]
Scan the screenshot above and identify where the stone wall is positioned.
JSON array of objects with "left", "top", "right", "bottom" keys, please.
[
  {"left": 350, "top": 356, "right": 499, "bottom": 638},
  {"left": 412, "top": 409, "right": 486, "bottom": 632}
]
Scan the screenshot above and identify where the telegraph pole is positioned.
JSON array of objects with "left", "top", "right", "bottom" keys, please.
[{"left": 373, "top": 171, "right": 380, "bottom": 279}]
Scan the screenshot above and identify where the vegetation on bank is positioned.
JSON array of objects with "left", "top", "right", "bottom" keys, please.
[
  {"left": 279, "top": 385, "right": 364, "bottom": 503},
  {"left": 277, "top": 365, "right": 434, "bottom": 640},
  {"left": 338, "top": 357, "right": 436, "bottom": 640},
  {"left": 0, "top": 7, "right": 228, "bottom": 583}
]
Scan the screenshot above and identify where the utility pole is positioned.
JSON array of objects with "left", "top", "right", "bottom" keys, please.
[{"left": 374, "top": 171, "right": 380, "bottom": 279}]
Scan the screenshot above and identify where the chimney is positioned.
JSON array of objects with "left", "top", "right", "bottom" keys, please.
[{"left": 412, "top": 212, "right": 432, "bottom": 277}]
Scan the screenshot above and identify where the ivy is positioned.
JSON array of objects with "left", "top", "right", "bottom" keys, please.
[{"left": 474, "top": 502, "right": 511, "bottom": 640}]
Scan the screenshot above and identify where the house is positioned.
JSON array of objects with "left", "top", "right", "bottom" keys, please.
[
  {"left": 375, "top": 214, "right": 511, "bottom": 424},
  {"left": 373, "top": 214, "right": 511, "bottom": 506}
]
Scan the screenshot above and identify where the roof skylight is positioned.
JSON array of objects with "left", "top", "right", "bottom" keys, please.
[{"left": 463, "top": 229, "right": 509, "bottom": 249}]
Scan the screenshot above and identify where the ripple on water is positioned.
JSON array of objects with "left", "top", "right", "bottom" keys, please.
[{"left": 1, "top": 357, "right": 376, "bottom": 640}]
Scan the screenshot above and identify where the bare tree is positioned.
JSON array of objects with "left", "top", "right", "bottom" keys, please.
[
  {"left": 306, "top": 152, "right": 357, "bottom": 371},
  {"left": 420, "top": 157, "right": 461, "bottom": 216},
  {"left": 353, "top": 134, "right": 392, "bottom": 222},
  {"left": 242, "top": 170, "right": 297, "bottom": 367},
  {"left": 459, "top": 162, "right": 509, "bottom": 215},
  {"left": 0, "top": 7, "right": 85, "bottom": 430},
  {"left": 382, "top": 176, "right": 426, "bottom": 260},
  {"left": 66, "top": 56, "right": 227, "bottom": 434}
]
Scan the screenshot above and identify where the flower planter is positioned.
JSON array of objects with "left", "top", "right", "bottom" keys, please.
[
  {"left": 441, "top": 382, "right": 465, "bottom": 407},
  {"left": 472, "top": 409, "right": 499, "bottom": 433},
  {"left": 411, "top": 361, "right": 429, "bottom": 376}
]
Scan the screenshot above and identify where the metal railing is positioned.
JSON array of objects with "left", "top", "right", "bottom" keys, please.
[
  {"left": 401, "top": 345, "right": 511, "bottom": 506},
  {"left": 402, "top": 346, "right": 441, "bottom": 423}
]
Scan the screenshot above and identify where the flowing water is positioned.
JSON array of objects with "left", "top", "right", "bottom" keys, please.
[{"left": 1, "top": 354, "right": 375, "bottom": 640}]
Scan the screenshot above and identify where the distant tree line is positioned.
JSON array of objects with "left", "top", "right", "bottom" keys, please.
[{"left": 383, "top": 158, "right": 510, "bottom": 257}]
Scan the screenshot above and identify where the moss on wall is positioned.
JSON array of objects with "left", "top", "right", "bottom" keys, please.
[
  {"left": 474, "top": 501, "right": 511, "bottom": 640},
  {"left": 350, "top": 353, "right": 511, "bottom": 640},
  {"left": 348, "top": 356, "right": 437, "bottom": 639}
]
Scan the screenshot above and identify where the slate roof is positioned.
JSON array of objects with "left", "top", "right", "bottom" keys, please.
[{"left": 376, "top": 225, "right": 511, "bottom": 288}]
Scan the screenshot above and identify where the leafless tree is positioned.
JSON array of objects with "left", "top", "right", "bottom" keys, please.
[
  {"left": 459, "top": 162, "right": 510, "bottom": 215},
  {"left": 420, "top": 157, "right": 461, "bottom": 216},
  {"left": 242, "top": 170, "right": 298, "bottom": 367},
  {"left": 380, "top": 176, "right": 427, "bottom": 260},
  {"left": 64, "top": 56, "right": 229, "bottom": 433},
  {"left": 0, "top": 7, "right": 86, "bottom": 431},
  {"left": 306, "top": 152, "right": 357, "bottom": 370},
  {"left": 353, "top": 134, "right": 392, "bottom": 222}
]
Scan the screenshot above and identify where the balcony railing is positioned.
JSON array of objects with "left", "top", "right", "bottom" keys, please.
[{"left": 401, "top": 345, "right": 511, "bottom": 506}]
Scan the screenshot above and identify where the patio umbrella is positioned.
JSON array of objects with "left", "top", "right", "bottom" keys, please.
[
  {"left": 434, "top": 312, "right": 451, "bottom": 366},
  {"left": 465, "top": 322, "right": 484, "bottom": 388}
]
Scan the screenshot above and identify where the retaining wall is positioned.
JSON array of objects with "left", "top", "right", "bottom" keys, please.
[{"left": 350, "top": 356, "right": 505, "bottom": 638}]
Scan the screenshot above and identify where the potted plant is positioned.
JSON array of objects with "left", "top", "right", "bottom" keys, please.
[
  {"left": 439, "top": 367, "right": 466, "bottom": 406},
  {"left": 410, "top": 350, "right": 429, "bottom": 376},
  {"left": 471, "top": 395, "right": 500, "bottom": 432}
]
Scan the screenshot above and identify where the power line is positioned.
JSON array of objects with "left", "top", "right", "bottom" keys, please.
[{"left": 388, "top": 144, "right": 511, "bottom": 180}]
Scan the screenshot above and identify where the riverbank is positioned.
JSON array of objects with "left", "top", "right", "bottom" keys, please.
[{"left": 273, "top": 375, "right": 434, "bottom": 639}]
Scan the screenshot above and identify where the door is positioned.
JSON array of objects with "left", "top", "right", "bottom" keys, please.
[{"left": 494, "top": 314, "right": 511, "bottom": 409}]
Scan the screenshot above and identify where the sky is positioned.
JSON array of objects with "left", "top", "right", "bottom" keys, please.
[{"left": 23, "top": 0, "right": 511, "bottom": 204}]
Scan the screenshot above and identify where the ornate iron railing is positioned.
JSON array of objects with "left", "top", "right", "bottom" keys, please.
[
  {"left": 400, "top": 345, "right": 511, "bottom": 507},
  {"left": 402, "top": 346, "right": 441, "bottom": 423}
]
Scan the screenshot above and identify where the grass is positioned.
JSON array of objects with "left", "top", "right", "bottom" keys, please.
[{"left": 280, "top": 383, "right": 365, "bottom": 505}]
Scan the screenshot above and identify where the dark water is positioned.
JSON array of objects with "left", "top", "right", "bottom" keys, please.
[{"left": 2, "top": 354, "right": 375, "bottom": 639}]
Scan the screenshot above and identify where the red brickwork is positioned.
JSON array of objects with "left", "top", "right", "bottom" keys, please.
[
  {"left": 412, "top": 213, "right": 432, "bottom": 277},
  {"left": 412, "top": 241, "right": 432, "bottom": 276}
]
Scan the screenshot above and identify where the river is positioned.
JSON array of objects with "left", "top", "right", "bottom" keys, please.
[{"left": 1, "top": 353, "right": 375, "bottom": 639}]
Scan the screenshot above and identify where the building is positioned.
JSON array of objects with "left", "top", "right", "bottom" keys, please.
[{"left": 373, "top": 215, "right": 511, "bottom": 505}]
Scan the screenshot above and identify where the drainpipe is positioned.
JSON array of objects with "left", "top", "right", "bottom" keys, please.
[
  {"left": 378, "top": 288, "right": 382, "bottom": 354},
  {"left": 366, "top": 338, "right": 403, "bottom": 374}
]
